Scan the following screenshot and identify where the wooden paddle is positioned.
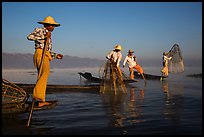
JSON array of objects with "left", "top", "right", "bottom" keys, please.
[
  {"left": 26, "top": 35, "right": 49, "bottom": 127},
  {"left": 141, "top": 73, "right": 147, "bottom": 84}
]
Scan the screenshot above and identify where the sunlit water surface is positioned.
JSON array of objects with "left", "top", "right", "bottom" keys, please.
[{"left": 2, "top": 66, "right": 202, "bottom": 135}]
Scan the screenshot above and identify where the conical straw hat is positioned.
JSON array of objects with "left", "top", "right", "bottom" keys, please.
[
  {"left": 38, "top": 16, "right": 60, "bottom": 27},
  {"left": 114, "top": 44, "right": 122, "bottom": 50},
  {"left": 128, "top": 49, "right": 134, "bottom": 53}
]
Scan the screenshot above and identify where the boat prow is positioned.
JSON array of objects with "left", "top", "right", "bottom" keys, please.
[
  {"left": 26, "top": 100, "right": 58, "bottom": 111},
  {"left": 78, "top": 72, "right": 138, "bottom": 83},
  {"left": 134, "top": 72, "right": 168, "bottom": 80},
  {"left": 2, "top": 100, "right": 58, "bottom": 115}
]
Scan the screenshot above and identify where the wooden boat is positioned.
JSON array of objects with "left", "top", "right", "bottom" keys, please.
[
  {"left": 2, "top": 77, "right": 109, "bottom": 115},
  {"left": 79, "top": 72, "right": 167, "bottom": 82},
  {"left": 2, "top": 78, "right": 59, "bottom": 115},
  {"left": 78, "top": 72, "right": 138, "bottom": 83},
  {"left": 2, "top": 100, "right": 57, "bottom": 115},
  {"left": 134, "top": 72, "right": 167, "bottom": 80},
  {"left": 16, "top": 83, "right": 101, "bottom": 94},
  {"left": 78, "top": 72, "right": 101, "bottom": 83},
  {"left": 26, "top": 100, "right": 57, "bottom": 111},
  {"left": 3, "top": 83, "right": 101, "bottom": 115},
  {"left": 186, "top": 73, "right": 202, "bottom": 78}
]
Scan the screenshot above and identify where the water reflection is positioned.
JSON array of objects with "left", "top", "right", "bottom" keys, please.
[
  {"left": 161, "top": 80, "right": 184, "bottom": 125},
  {"left": 100, "top": 86, "right": 145, "bottom": 128},
  {"left": 127, "top": 87, "right": 144, "bottom": 125}
]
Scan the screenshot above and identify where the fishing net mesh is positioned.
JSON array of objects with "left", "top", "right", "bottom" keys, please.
[
  {"left": 99, "top": 60, "right": 128, "bottom": 95},
  {"left": 2, "top": 78, "right": 28, "bottom": 108},
  {"left": 168, "top": 44, "right": 184, "bottom": 73}
]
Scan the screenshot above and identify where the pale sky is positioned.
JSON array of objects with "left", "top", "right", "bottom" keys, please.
[{"left": 2, "top": 2, "right": 202, "bottom": 61}]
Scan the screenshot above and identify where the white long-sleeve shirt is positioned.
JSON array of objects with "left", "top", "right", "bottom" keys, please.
[
  {"left": 163, "top": 55, "right": 172, "bottom": 62},
  {"left": 106, "top": 50, "right": 122, "bottom": 67},
  {"left": 123, "top": 55, "right": 137, "bottom": 68},
  {"left": 163, "top": 55, "right": 172, "bottom": 67}
]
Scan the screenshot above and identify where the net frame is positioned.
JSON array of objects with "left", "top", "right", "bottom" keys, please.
[
  {"left": 167, "top": 44, "right": 184, "bottom": 73},
  {"left": 2, "top": 78, "right": 28, "bottom": 109}
]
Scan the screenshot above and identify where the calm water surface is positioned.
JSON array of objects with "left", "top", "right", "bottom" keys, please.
[{"left": 2, "top": 66, "right": 202, "bottom": 135}]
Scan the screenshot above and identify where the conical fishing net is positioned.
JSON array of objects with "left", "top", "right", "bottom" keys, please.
[
  {"left": 99, "top": 60, "right": 128, "bottom": 95},
  {"left": 168, "top": 44, "right": 184, "bottom": 73},
  {"left": 2, "top": 78, "right": 28, "bottom": 113}
]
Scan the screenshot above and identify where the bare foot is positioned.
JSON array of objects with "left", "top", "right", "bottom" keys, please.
[{"left": 38, "top": 102, "right": 51, "bottom": 107}]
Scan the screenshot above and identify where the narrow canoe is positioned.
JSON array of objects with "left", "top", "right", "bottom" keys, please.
[{"left": 78, "top": 72, "right": 138, "bottom": 83}]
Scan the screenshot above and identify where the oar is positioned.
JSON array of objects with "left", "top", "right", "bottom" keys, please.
[
  {"left": 141, "top": 73, "right": 146, "bottom": 84},
  {"left": 26, "top": 36, "right": 49, "bottom": 127}
]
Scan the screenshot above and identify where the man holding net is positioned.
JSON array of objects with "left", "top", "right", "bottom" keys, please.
[
  {"left": 161, "top": 52, "right": 172, "bottom": 77},
  {"left": 161, "top": 44, "right": 184, "bottom": 79},
  {"left": 104, "top": 44, "right": 127, "bottom": 94}
]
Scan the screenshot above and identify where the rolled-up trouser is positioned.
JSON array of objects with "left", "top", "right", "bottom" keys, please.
[
  {"left": 129, "top": 65, "right": 144, "bottom": 80},
  {"left": 32, "top": 49, "right": 51, "bottom": 102}
]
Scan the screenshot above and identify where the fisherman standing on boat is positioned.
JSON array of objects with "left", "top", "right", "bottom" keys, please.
[
  {"left": 105, "top": 44, "right": 127, "bottom": 94},
  {"left": 161, "top": 52, "right": 172, "bottom": 77},
  {"left": 123, "top": 49, "right": 146, "bottom": 82},
  {"left": 106, "top": 44, "right": 123, "bottom": 82},
  {"left": 106, "top": 44, "right": 123, "bottom": 68},
  {"left": 27, "top": 16, "right": 63, "bottom": 107}
]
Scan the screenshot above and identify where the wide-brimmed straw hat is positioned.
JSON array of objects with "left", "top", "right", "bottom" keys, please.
[
  {"left": 128, "top": 49, "right": 134, "bottom": 53},
  {"left": 114, "top": 44, "right": 122, "bottom": 51},
  {"left": 38, "top": 16, "right": 60, "bottom": 27}
]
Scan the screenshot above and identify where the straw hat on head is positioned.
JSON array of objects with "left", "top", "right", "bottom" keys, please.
[
  {"left": 38, "top": 16, "right": 60, "bottom": 27},
  {"left": 128, "top": 49, "right": 134, "bottom": 53},
  {"left": 114, "top": 44, "right": 122, "bottom": 51}
]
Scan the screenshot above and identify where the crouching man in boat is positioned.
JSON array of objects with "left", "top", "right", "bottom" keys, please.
[
  {"left": 161, "top": 52, "right": 172, "bottom": 77},
  {"left": 123, "top": 49, "right": 146, "bottom": 82},
  {"left": 27, "top": 16, "right": 63, "bottom": 107}
]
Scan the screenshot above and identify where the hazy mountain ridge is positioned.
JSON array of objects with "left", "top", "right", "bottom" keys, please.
[
  {"left": 2, "top": 52, "right": 106, "bottom": 69},
  {"left": 2, "top": 52, "right": 202, "bottom": 69}
]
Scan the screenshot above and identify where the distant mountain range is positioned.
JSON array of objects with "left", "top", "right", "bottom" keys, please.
[
  {"left": 2, "top": 52, "right": 106, "bottom": 69},
  {"left": 2, "top": 52, "right": 202, "bottom": 69}
]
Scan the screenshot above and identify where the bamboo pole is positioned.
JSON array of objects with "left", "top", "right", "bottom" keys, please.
[
  {"left": 110, "top": 62, "right": 117, "bottom": 95},
  {"left": 26, "top": 36, "right": 49, "bottom": 127},
  {"left": 141, "top": 73, "right": 147, "bottom": 85},
  {"left": 100, "top": 60, "right": 127, "bottom": 95},
  {"left": 116, "top": 67, "right": 127, "bottom": 94}
]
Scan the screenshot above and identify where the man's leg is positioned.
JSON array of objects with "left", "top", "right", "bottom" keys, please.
[{"left": 129, "top": 67, "right": 134, "bottom": 80}]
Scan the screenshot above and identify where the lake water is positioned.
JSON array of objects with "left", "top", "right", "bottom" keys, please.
[{"left": 2, "top": 66, "right": 202, "bottom": 135}]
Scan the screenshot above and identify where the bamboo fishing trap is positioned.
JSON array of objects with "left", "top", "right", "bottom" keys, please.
[
  {"left": 2, "top": 78, "right": 29, "bottom": 114},
  {"left": 99, "top": 60, "right": 128, "bottom": 95}
]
